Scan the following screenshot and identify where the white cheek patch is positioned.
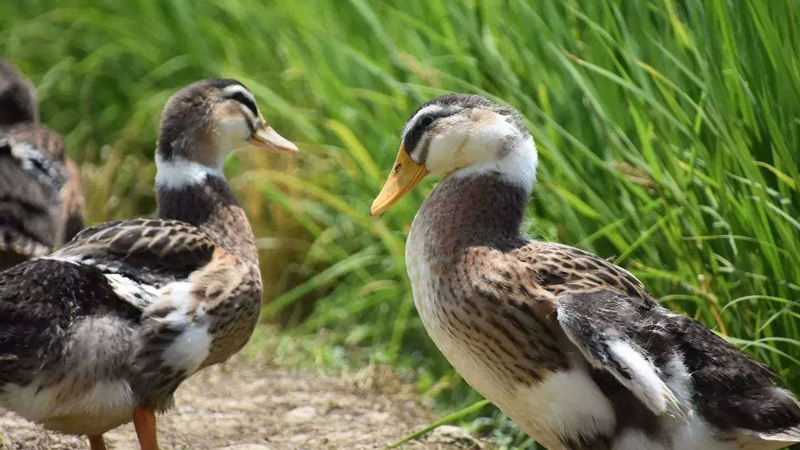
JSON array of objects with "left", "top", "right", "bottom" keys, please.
[
  {"left": 407, "top": 106, "right": 538, "bottom": 191},
  {"left": 214, "top": 115, "right": 251, "bottom": 152},
  {"left": 423, "top": 116, "right": 472, "bottom": 174}
]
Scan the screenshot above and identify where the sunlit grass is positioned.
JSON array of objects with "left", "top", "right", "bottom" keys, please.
[{"left": 2, "top": 0, "right": 799, "bottom": 448}]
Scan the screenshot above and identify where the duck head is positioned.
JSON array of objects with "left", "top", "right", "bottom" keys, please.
[
  {"left": 156, "top": 79, "right": 297, "bottom": 189},
  {"left": 370, "top": 94, "right": 536, "bottom": 216}
]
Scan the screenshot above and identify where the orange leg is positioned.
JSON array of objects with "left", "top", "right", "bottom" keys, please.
[
  {"left": 88, "top": 435, "right": 107, "bottom": 450},
  {"left": 133, "top": 407, "right": 159, "bottom": 450}
]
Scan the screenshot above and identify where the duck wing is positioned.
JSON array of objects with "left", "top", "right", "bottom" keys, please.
[
  {"left": 503, "top": 242, "right": 693, "bottom": 419},
  {"left": 0, "top": 257, "right": 142, "bottom": 387},
  {"left": 500, "top": 241, "right": 800, "bottom": 446},
  {"left": 53, "top": 218, "right": 216, "bottom": 293},
  {"left": 556, "top": 288, "right": 800, "bottom": 446},
  {"left": 0, "top": 218, "right": 217, "bottom": 388}
]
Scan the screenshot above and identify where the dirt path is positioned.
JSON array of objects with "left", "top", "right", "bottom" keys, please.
[{"left": 0, "top": 352, "right": 485, "bottom": 450}]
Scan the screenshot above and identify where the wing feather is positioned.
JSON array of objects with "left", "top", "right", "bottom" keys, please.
[
  {"left": 53, "top": 218, "right": 215, "bottom": 286},
  {"left": 555, "top": 287, "right": 800, "bottom": 439},
  {"left": 556, "top": 290, "right": 690, "bottom": 420}
]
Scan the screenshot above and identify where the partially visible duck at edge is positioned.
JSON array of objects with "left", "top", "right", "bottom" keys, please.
[{"left": 0, "top": 59, "right": 84, "bottom": 268}]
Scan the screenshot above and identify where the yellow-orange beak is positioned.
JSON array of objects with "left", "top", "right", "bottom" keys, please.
[
  {"left": 249, "top": 118, "right": 298, "bottom": 153},
  {"left": 370, "top": 143, "right": 429, "bottom": 216}
]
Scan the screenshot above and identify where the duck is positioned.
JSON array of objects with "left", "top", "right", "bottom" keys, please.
[
  {"left": 0, "top": 59, "right": 84, "bottom": 269},
  {"left": 370, "top": 93, "right": 800, "bottom": 450},
  {"left": 0, "top": 78, "right": 298, "bottom": 450}
]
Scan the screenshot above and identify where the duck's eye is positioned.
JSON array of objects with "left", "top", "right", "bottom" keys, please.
[
  {"left": 404, "top": 108, "right": 456, "bottom": 154},
  {"left": 220, "top": 85, "right": 259, "bottom": 119},
  {"left": 228, "top": 92, "right": 258, "bottom": 118}
]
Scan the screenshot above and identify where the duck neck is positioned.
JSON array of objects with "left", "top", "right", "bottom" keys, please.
[
  {"left": 0, "top": 83, "right": 38, "bottom": 126},
  {"left": 413, "top": 171, "right": 530, "bottom": 252},
  {"left": 413, "top": 136, "right": 536, "bottom": 251},
  {"left": 155, "top": 154, "right": 257, "bottom": 262}
]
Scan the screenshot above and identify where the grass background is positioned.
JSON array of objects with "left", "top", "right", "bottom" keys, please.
[{"left": 2, "top": 0, "right": 800, "bottom": 448}]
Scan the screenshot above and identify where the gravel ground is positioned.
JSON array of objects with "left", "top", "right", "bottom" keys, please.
[{"left": 0, "top": 354, "right": 486, "bottom": 450}]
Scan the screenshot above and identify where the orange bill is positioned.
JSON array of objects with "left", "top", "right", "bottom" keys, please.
[{"left": 370, "top": 144, "right": 429, "bottom": 216}]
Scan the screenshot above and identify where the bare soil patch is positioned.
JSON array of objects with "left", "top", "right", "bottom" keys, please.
[{"left": 0, "top": 353, "right": 484, "bottom": 450}]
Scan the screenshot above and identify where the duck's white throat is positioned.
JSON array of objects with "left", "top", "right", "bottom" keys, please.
[
  {"left": 450, "top": 135, "right": 538, "bottom": 193},
  {"left": 155, "top": 154, "right": 225, "bottom": 189}
]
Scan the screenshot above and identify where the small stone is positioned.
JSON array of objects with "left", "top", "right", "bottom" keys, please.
[
  {"left": 365, "top": 411, "right": 390, "bottom": 423},
  {"left": 426, "top": 425, "right": 483, "bottom": 448},
  {"left": 285, "top": 405, "right": 317, "bottom": 423},
  {"left": 222, "top": 445, "right": 274, "bottom": 450}
]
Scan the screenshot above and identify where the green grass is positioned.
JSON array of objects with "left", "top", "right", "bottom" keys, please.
[{"left": 2, "top": 0, "right": 800, "bottom": 448}]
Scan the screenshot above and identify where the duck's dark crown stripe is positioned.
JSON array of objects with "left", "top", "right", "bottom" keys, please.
[
  {"left": 403, "top": 108, "right": 458, "bottom": 157},
  {"left": 226, "top": 92, "right": 258, "bottom": 117}
]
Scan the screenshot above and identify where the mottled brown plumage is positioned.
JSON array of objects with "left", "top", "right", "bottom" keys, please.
[
  {"left": 374, "top": 93, "right": 800, "bottom": 450},
  {"left": 0, "top": 60, "right": 84, "bottom": 268},
  {"left": 0, "top": 79, "right": 297, "bottom": 450}
]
